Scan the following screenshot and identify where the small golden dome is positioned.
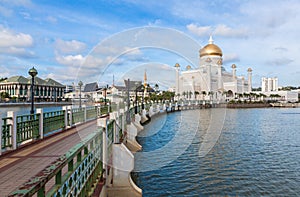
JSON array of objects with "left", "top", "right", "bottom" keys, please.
[
  {"left": 231, "top": 64, "right": 237, "bottom": 69},
  {"left": 247, "top": 68, "right": 252, "bottom": 72},
  {"left": 175, "top": 63, "right": 180, "bottom": 67},
  {"left": 199, "top": 36, "right": 222, "bottom": 57},
  {"left": 186, "top": 65, "right": 191, "bottom": 70}
]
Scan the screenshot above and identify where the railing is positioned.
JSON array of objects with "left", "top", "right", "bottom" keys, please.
[
  {"left": 72, "top": 108, "right": 84, "bottom": 124},
  {"left": 16, "top": 114, "right": 40, "bottom": 144},
  {"left": 1, "top": 117, "right": 12, "bottom": 149},
  {"left": 9, "top": 130, "right": 103, "bottom": 197},
  {"left": 86, "top": 106, "right": 97, "bottom": 120},
  {"left": 43, "top": 110, "right": 65, "bottom": 135}
]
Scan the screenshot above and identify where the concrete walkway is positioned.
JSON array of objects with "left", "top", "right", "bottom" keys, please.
[{"left": 0, "top": 120, "right": 97, "bottom": 196}]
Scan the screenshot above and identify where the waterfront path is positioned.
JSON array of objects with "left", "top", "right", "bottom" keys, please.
[{"left": 0, "top": 120, "right": 97, "bottom": 196}]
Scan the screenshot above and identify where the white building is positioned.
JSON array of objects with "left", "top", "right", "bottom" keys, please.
[
  {"left": 262, "top": 77, "right": 278, "bottom": 92},
  {"left": 175, "top": 36, "right": 252, "bottom": 102}
]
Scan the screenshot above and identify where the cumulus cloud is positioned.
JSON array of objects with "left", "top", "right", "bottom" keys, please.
[
  {"left": 55, "top": 39, "right": 87, "bottom": 54},
  {"left": 55, "top": 54, "right": 84, "bottom": 66},
  {"left": 0, "top": 26, "right": 34, "bottom": 57},
  {"left": 0, "top": 27, "right": 33, "bottom": 47},
  {"left": 186, "top": 24, "right": 211, "bottom": 37}
]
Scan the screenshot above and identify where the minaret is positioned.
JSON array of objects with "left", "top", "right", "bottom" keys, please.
[
  {"left": 247, "top": 68, "right": 252, "bottom": 92},
  {"left": 175, "top": 63, "right": 180, "bottom": 96},
  {"left": 232, "top": 64, "right": 237, "bottom": 80}
]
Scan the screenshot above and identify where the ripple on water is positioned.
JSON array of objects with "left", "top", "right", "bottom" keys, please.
[{"left": 134, "top": 108, "right": 300, "bottom": 196}]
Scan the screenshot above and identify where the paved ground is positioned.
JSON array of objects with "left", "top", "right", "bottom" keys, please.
[{"left": 0, "top": 120, "right": 97, "bottom": 196}]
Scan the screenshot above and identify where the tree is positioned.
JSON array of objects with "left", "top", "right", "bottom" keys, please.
[
  {"left": 194, "top": 91, "right": 199, "bottom": 100},
  {"left": 202, "top": 91, "right": 207, "bottom": 100}
]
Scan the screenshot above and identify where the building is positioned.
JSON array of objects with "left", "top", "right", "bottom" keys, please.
[
  {"left": 262, "top": 77, "right": 278, "bottom": 92},
  {"left": 175, "top": 36, "right": 252, "bottom": 102},
  {"left": 0, "top": 76, "right": 65, "bottom": 102}
]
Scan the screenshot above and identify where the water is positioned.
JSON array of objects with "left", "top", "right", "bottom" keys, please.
[{"left": 134, "top": 108, "right": 300, "bottom": 196}]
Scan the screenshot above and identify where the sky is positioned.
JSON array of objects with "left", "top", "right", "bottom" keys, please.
[{"left": 0, "top": 0, "right": 300, "bottom": 88}]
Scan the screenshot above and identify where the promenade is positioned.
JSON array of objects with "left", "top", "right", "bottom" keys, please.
[{"left": 0, "top": 120, "right": 97, "bottom": 196}]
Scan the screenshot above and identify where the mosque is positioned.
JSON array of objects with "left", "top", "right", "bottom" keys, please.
[{"left": 175, "top": 36, "right": 252, "bottom": 102}]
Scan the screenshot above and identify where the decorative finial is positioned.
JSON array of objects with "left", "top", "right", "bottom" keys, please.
[{"left": 208, "top": 35, "right": 214, "bottom": 44}]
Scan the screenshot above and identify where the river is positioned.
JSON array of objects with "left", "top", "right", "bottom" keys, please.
[{"left": 134, "top": 108, "right": 300, "bottom": 196}]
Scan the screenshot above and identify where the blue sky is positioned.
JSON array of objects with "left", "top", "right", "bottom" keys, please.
[{"left": 0, "top": 0, "right": 300, "bottom": 88}]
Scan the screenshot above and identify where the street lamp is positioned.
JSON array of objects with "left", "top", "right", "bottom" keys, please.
[
  {"left": 135, "top": 82, "right": 139, "bottom": 114},
  {"left": 28, "top": 67, "right": 38, "bottom": 114},
  {"left": 78, "top": 81, "right": 83, "bottom": 108},
  {"left": 103, "top": 84, "right": 108, "bottom": 106}
]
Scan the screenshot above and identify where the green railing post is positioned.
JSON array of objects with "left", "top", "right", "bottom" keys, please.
[
  {"left": 68, "top": 159, "right": 74, "bottom": 172},
  {"left": 37, "top": 186, "right": 45, "bottom": 197},
  {"left": 56, "top": 170, "right": 62, "bottom": 185}
]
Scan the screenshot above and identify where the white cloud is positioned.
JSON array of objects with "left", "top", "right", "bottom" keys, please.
[
  {"left": 0, "top": 26, "right": 34, "bottom": 58},
  {"left": 55, "top": 39, "right": 86, "bottom": 54},
  {"left": 55, "top": 54, "right": 84, "bottom": 66},
  {"left": 186, "top": 24, "right": 211, "bottom": 37},
  {"left": 0, "top": 27, "right": 33, "bottom": 47}
]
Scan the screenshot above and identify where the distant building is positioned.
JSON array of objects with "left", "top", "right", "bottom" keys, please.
[
  {"left": 0, "top": 76, "right": 65, "bottom": 102},
  {"left": 262, "top": 77, "right": 278, "bottom": 92},
  {"left": 175, "top": 36, "right": 253, "bottom": 101}
]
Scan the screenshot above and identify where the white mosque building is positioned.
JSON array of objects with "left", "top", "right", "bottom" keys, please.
[{"left": 175, "top": 36, "right": 252, "bottom": 102}]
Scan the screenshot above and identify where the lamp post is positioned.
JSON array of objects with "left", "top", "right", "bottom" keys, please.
[
  {"left": 78, "top": 81, "right": 83, "bottom": 108},
  {"left": 28, "top": 67, "right": 38, "bottom": 114},
  {"left": 103, "top": 84, "right": 108, "bottom": 106},
  {"left": 135, "top": 82, "right": 139, "bottom": 114}
]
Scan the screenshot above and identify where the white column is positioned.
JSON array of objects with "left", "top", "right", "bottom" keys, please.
[
  {"left": 7, "top": 111, "right": 17, "bottom": 150},
  {"left": 36, "top": 108, "right": 43, "bottom": 139},
  {"left": 0, "top": 118, "right": 2, "bottom": 155},
  {"left": 207, "top": 65, "right": 211, "bottom": 92},
  {"left": 62, "top": 106, "right": 69, "bottom": 129},
  {"left": 67, "top": 106, "right": 73, "bottom": 127},
  {"left": 218, "top": 65, "right": 222, "bottom": 90}
]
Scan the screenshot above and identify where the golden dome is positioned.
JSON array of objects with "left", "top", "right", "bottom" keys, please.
[
  {"left": 199, "top": 36, "right": 223, "bottom": 58},
  {"left": 231, "top": 64, "right": 237, "bottom": 69},
  {"left": 186, "top": 65, "right": 191, "bottom": 70},
  {"left": 247, "top": 68, "right": 252, "bottom": 72},
  {"left": 175, "top": 63, "right": 180, "bottom": 67}
]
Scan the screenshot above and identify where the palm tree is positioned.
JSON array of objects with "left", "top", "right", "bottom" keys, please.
[
  {"left": 182, "top": 91, "right": 186, "bottom": 99},
  {"left": 194, "top": 91, "right": 200, "bottom": 100},
  {"left": 202, "top": 91, "right": 207, "bottom": 100},
  {"left": 188, "top": 91, "right": 193, "bottom": 100}
]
